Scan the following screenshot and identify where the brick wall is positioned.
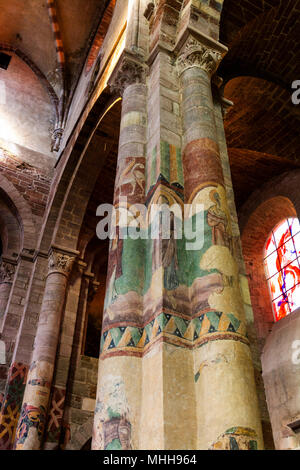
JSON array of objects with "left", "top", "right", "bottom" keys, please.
[{"left": 0, "top": 147, "right": 51, "bottom": 218}]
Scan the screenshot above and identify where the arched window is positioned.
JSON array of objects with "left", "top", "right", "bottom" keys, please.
[{"left": 265, "top": 218, "right": 300, "bottom": 321}]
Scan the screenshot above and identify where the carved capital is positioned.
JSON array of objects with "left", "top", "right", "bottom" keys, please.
[
  {"left": 177, "top": 37, "right": 223, "bottom": 77},
  {"left": 109, "top": 53, "right": 146, "bottom": 96},
  {"left": 48, "top": 250, "right": 76, "bottom": 276},
  {"left": 0, "top": 262, "right": 15, "bottom": 283}
]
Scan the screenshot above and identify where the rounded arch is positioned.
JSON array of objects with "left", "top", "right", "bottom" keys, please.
[
  {"left": 219, "top": 0, "right": 298, "bottom": 91},
  {"left": 223, "top": 77, "right": 300, "bottom": 162},
  {"left": 0, "top": 43, "right": 58, "bottom": 116},
  {"left": 0, "top": 174, "right": 38, "bottom": 252},
  {"left": 39, "top": 93, "right": 121, "bottom": 254},
  {"left": 240, "top": 170, "right": 300, "bottom": 233},
  {"left": 241, "top": 192, "right": 297, "bottom": 341}
]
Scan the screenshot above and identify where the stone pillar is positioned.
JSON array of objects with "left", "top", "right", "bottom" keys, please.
[
  {"left": 177, "top": 35, "right": 264, "bottom": 450},
  {"left": 14, "top": 247, "right": 76, "bottom": 450},
  {"left": 92, "top": 52, "right": 147, "bottom": 450},
  {"left": 43, "top": 260, "right": 87, "bottom": 450}
]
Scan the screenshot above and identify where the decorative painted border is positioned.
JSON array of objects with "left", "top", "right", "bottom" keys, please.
[
  {"left": 100, "top": 310, "right": 247, "bottom": 358},
  {"left": 0, "top": 362, "right": 29, "bottom": 450}
]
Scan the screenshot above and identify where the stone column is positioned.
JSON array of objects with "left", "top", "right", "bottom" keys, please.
[
  {"left": 177, "top": 35, "right": 264, "bottom": 450},
  {"left": 14, "top": 247, "right": 76, "bottom": 450},
  {"left": 43, "top": 260, "right": 88, "bottom": 450},
  {"left": 92, "top": 52, "right": 147, "bottom": 450}
]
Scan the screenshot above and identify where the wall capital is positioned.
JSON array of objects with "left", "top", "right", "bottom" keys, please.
[
  {"left": 176, "top": 36, "right": 223, "bottom": 77},
  {"left": 109, "top": 51, "right": 147, "bottom": 97}
]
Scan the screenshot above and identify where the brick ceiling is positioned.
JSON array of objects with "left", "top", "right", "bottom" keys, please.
[{"left": 0, "top": 0, "right": 113, "bottom": 96}]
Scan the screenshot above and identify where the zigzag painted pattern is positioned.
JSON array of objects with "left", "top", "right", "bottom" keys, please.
[{"left": 100, "top": 311, "right": 247, "bottom": 356}]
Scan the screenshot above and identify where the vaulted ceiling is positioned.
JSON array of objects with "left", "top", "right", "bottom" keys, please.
[
  {"left": 0, "top": 0, "right": 111, "bottom": 98},
  {"left": 0, "top": 0, "right": 115, "bottom": 167}
]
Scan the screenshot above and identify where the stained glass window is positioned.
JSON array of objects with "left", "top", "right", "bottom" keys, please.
[{"left": 265, "top": 218, "right": 300, "bottom": 321}]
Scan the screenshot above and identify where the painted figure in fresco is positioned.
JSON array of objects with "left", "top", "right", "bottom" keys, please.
[
  {"left": 207, "top": 190, "right": 230, "bottom": 248},
  {"left": 118, "top": 161, "right": 145, "bottom": 197},
  {"left": 103, "top": 417, "right": 132, "bottom": 450},
  {"left": 94, "top": 376, "right": 132, "bottom": 450},
  {"left": 162, "top": 211, "right": 179, "bottom": 290},
  {"left": 104, "top": 226, "right": 123, "bottom": 311}
]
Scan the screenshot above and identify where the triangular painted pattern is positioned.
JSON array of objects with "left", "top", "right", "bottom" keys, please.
[{"left": 100, "top": 311, "right": 244, "bottom": 354}]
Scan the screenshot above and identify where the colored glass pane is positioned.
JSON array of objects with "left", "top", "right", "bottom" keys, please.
[
  {"left": 288, "top": 218, "right": 300, "bottom": 237},
  {"left": 273, "top": 220, "right": 291, "bottom": 248},
  {"left": 293, "top": 232, "right": 300, "bottom": 257},
  {"left": 287, "top": 283, "right": 300, "bottom": 313},
  {"left": 273, "top": 295, "right": 290, "bottom": 321},
  {"left": 265, "top": 250, "right": 279, "bottom": 279},
  {"left": 269, "top": 272, "right": 283, "bottom": 301},
  {"left": 265, "top": 218, "right": 300, "bottom": 321},
  {"left": 265, "top": 233, "right": 277, "bottom": 257},
  {"left": 277, "top": 238, "right": 297, "bottom": 268},
  {"left": 282, "top": 260, "right": 300, "bottom": 293}
]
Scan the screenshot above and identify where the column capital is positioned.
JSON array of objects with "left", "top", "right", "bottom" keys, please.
[
  {"left": 48, "top": 247, "right": 78, "bottom": 277},
  {"left": 176, "top": 36, "right": 224, "bottom": 77},
  {"left": 109, "top": 50, "right": 147, "bottom": 97}
]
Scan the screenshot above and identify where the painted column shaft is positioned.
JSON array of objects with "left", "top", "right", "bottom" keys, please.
[
  {"left": 14, "top": 250, "right": 75, "bottom": 450},
  {"left": 179, "top": 38, "right": 263, "bottom": 449},
  {"left": 93, "top": 54, "right": 147, "bottom": 450},
  {"left": 44, "top": 264, "right": 88, "bottom": 449}
]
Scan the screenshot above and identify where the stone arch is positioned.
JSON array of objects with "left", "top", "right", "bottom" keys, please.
[
  {"left": 224, "top": 76, "right": 299, "bottom": 162},
  {"left": 240, "top": 170, "right": 300, "bottom": 232},
  {"left": 38, "top": 92, "right": 119, "bottom": 253},
  {"left": 0, "top": 174, "right": 38, "bottom": 253},
  {"left": 84, "top": 0, "right": 116, "bottom": 76},
  {"left": 219, "top": 0, "right": 297, "bottom": 91},
  {"left": 65, "top": 417, "right": 93, "bottom": 450},
  {"left": 45, "top": 96, "right": 121, "bottom": 252},
  {"left": 240, "top": 174, "right": 300, "bottom": 451}
]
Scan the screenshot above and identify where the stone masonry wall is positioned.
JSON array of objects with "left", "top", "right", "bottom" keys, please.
[{"left": 64, "top": 355, "right": 98, "bottom": 449}]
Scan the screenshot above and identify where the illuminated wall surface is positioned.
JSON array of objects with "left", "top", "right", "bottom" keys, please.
[{"left": 265, "top": 218, "right": 300, "bottom": 321}]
